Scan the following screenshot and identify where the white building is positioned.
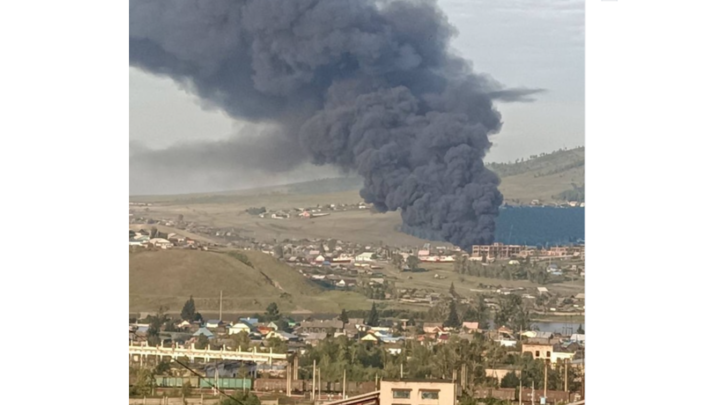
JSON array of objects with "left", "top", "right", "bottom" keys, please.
[{"left": 355, "top": 252, "right": 375, "bottom": 262}]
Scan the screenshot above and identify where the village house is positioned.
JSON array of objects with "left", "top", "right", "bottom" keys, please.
[
  {"left": 462, "top": 322, "right": 481, "bottom": 332},
  {"left": 355, "top": 252, "right": 375, "bottom": 262},
  {"left": 570, "top": 333, "right": 586, "bottom": 343},
  {"left": 238, "top": 317, "right": 259, "bottom": 326},
  {"left": 175, "top": 320, "right": 192, "bottom": 329},
  {"left": 265, "top": 331, "right": 298, "bottom": 342},
  {"left": 193, "top": 328, "right": 214, "bottom": 339},
  {"left": 522, "top": 330, "right": 553, "bottom": 339},
  {"left": 522, "top": 342, "right": 577, "bottom": 365},
  {"left": 472, "top": 243, "right": 523, "bottom": 259},
  {"left": 149, "top": 238, "right": 173, "bottom": 249},
  {"left": 228, "top": 322, "right": 252, "bottom": 335},
  {"left": 298, "top": 319, "right": 344, "bottom": 334},
  {"left": 205, "top": 319, "right": 224, "bottom": 329},
  {"left": 423, "top": 323, "right": 445, "bottom": 335},
  {"left": 303, "top": 332, "right": 328, "bottom": 346}
]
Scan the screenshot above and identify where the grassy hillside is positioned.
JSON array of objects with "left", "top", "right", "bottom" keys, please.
[
  {"left": 129, "top": 249, "right": 372, "bottom": 314},
  {"left": 489, "top": 147, "right": 585, "bottom": 204},
  {"left": 130, "top": 148, "right": 584, "bottom": 205}
]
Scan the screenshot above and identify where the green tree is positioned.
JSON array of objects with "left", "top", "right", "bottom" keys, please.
[
  {"left": 340, "top": 309, "right": 349, "bottom": 326},
  {"left": 366, "top": 303, "right": 380, "bottom": 327},
  {"left": 265, "top": 337, "right": 287, "bottom": 353},
  {"left": 147, "top": 306, "right": 169, "bottom": 346},
  {"left": 154, "top": 360, "right": 171, "bottom": 375},
  {"left": 494, "top": 295, "right": 532, "bottom": 332},
  {"left": 577, "top": 324, "right": 585, "bottom": 334},
  {"left": 180, "top": 296, "right": 196, "bottom": 321},
  {"left": 391, "top": 253, "right": 404, "bottom": 270},
  {"left": 181, "top": 381, "right": 193, "bottom": 397},
  {"left": 231, "top": 331, "right": 251, "bottom": 351},
  {"left": 273, "top": 245, "right": 284, "bottom": 258},
  {"left": 407, "top": 255, "right": 420, "bottom": 271},
  {"left": 265, "top": 302, "right": 280, "bottom": 322},
  {"left": 196, "top": 334, "right": 209, "bottom": 349},
  {"left": 444, "top": 300, "right": 461, "bottom": 328},
  {"left": 129, "top": 367, "right": 155, "bottom": 397},
  {"left": 220, "top": 391, "right": 261, "bottom": 405},
  {"left": 500, "top": 372, "right": 520, "bottom": 388},
  {"left": 458, "top": 391, "right": 478, "bottom": 405},
  {"left": 449, "top": 282, "right": 457, "bottom": 297}
]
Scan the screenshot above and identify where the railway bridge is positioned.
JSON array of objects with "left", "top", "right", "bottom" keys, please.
[{"left": 129, "top": 342, "right": 288, "bottom": 364}]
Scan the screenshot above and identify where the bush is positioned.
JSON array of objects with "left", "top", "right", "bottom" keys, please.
[{"left": 245, "top": 207, "right": 266, "bottom": 216}]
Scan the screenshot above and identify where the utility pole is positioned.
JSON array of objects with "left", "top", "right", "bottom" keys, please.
[
  {"left": 519, "top": 370, "right": 523, "bottom": 405},
  {"left": 531, "top": 381, "right": 535, "bottom": 405},
  {"left": 343, "top": 369, "right": 347, "bottom": 399},
  {"left": 564, "top": 359, "right": 568, "bottom": 392},
  {"left": 219, "top": 290, "right": 223, "bottom": 321},
  {"left": 318, "top": 368, "right": 322, "bottom": 402},
  {"left": 400, "top": 363, "right": 403, "bottom": 379},
  {"left": 286, "top": 358, "right": 292, "bottom": 397},
  {"left": 543, "top": 360, "right": 548, "bottom": 399},
  {"left": 312, "top": 360, "right": 316, "bottom": 400}
]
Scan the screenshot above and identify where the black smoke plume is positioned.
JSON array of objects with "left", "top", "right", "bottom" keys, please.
[{"left": 129, "top": 0, "right": 542, "bottom": 251}]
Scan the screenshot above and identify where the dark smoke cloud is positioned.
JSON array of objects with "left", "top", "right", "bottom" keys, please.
[{"left": 129, "top": 0, "right": 542, "bottom": 250}]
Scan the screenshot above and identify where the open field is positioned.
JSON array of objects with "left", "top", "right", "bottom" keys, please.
[
  {"left": 130, "top": 249, "right": 398, "bottom": 314},
  {"left": 129, "top": 248, "right": 583, "bottom": 316},
  {"left": 130, "top": 148, "right": 585, "bottom": 316},
  {"left": 134, "top": 202, "right": 435, "bottom": 247},
  {"left": 498, "top": 166, "right": 584, "bottom": 204},
  {"left": 130, "top": 148, "right": 584, "bottom": 246},
  {"left": 488, "top": 147, "right": 584, "bottom": 204},
  {"left": 128, "top": 223, "right": 216, "bottom": 244},
  {"left": 371, "top": 260, "right": 584, "bottom": 298}
]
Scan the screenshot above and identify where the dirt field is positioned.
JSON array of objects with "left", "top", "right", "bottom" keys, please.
[
  {"left": 135, "top": 196, "right": 437, "bottom": 247},
  {"left": 130, "top": 178, "right": 584, "bottom": 315}
]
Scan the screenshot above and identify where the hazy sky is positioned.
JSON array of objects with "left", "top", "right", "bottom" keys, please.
[{"left": 130, "top": 0, "right": 584, "bottom": 195}]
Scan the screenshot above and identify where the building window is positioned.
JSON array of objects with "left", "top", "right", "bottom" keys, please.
[
  {"left": 421, "top": 391, "right": 439, "bottom": 400},
  {"left": 535, "top": 351, "right": 540, "bottom": 357},
  {"left": 393, "top": 390, "right": 411, "bottom": 399},
  {"left": 546, "top": 351, "right": 551, "bottom": 358}
]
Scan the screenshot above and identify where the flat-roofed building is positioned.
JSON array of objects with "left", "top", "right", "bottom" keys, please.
[
  {"left": 471, "top": 243, "right": 523, "bottom": 259},
  {"left": 380, "top": 380, "right": 455, "bottom": 405}
]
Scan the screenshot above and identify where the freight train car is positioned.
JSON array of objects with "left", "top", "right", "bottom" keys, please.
[
  {"left": 154, "top": 377, "right": 252, "bottom": 390},
  {"left": 154, "top": 376, "right": 200, "bottom": 388},
  {"left": 253, "top": 378, "right": 304, "bottom": 392},
  {"left": 152, "top": 377, "right": 378, "bottom": 395},
  {"left": 200, "top": 378, "right": 252, "bottom": 390}
]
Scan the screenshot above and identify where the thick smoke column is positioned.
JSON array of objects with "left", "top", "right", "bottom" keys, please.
[{"left": 130, "top": 0, "right": 541, "bottom": 251}]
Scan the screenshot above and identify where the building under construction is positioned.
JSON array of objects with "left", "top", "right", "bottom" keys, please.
[{"left": 472, "top": 243, "right": 524, "bottom": 259}]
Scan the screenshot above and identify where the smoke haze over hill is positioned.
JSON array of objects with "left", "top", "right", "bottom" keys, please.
[{"left": 129, "top": 0, "right": 543, "bottom": 250}]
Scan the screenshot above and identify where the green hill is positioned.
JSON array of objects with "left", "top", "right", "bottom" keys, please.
[
  {"left": 488, "top": 147, "right": 585, "bottom": 204},
  {"left": 130, "top": 148, "right": 584, "bottom": 205},
  {"left": 129, "top": 249, "right": 370, "bottom": 314}
]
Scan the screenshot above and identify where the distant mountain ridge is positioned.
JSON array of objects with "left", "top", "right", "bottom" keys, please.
[
  {"left": 277, "top": 147, "right": 585, "bottom": 204},
  {"left": 129, "top": 147, "right": 585, "bottom": 205}
]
